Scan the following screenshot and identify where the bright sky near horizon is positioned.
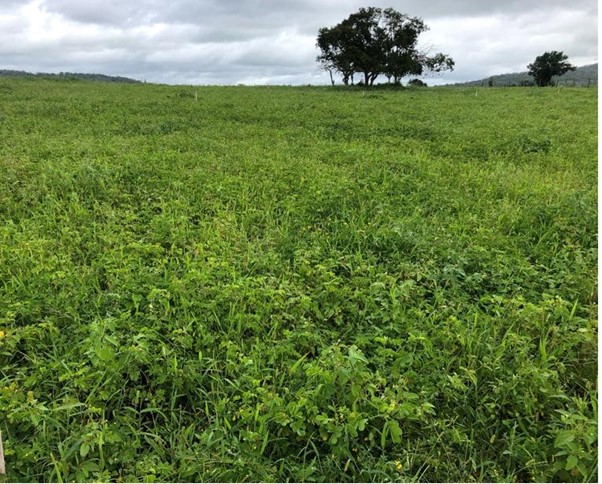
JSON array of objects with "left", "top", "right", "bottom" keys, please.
[{"left": 0, "top": 0, "right": 598, "bottom": 85}]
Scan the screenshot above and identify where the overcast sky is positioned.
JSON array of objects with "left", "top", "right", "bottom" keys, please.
[{"left": 0, "top": 0, "right": 598, "bottom": 85}]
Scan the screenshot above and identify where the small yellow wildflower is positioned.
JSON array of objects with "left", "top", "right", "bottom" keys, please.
[
  {"left": 0, "top": 330, "right": 5, "bottom": 339},
  {"left": 27, "top": 391, "right": 35, "bottom": 403},
  {"left": 395, "top": 461, "right": 403, "bottom": 471}
]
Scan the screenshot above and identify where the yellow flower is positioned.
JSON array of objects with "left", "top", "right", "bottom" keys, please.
[
  {"left": 0, "top": 330, "right": 5, "bottom": 339},
  {"left": 27, "top": 391, "right": 35, "bottom": 403},
  {"left": 395, "top": 461, "right": 403, "bottom": 471}
]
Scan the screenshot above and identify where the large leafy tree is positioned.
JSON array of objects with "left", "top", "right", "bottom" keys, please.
[
  {"left": 381, "top": 9, "right": 427, "bottom": 84},
  {"left": 316, "top": 7, "right": 454, "bottom": 86},
  {"left": 527, "top": 51, "right": 576, "bottom": 87},
  {"left": 316, "top": 24, "right": 355, "bottom": 85}
]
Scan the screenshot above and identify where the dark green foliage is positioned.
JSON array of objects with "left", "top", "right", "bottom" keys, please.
[
  {"left": 528, "top": 51, "right": 577, "bottom": 87},
  {"left": 0, "top": 69, "right": 141, "bottom": 83},
  {"left": 407, "top": 79, "right": 427, "bottom": 87},
  {"left": 451, "top": 64, "right": 597, "bottom": 88},
  {"left": 316, "top": 7, "right": 453, "bottom": 86},
  {"left": 0, "top": 79, "right": 597, "bottom": 482}
]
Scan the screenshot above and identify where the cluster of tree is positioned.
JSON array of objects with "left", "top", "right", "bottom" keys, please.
[
  {"left": 448, "top": 63, "right": 596, "bottom": 88},
  {"left": 317, "top": 8, "right": 588, "bottom": 90},
  {"left": 527, "top": 51, "right": 576, "bottom": 87},
  {"left": 408, "top": 78, "right": 428, "bottom": 87},
  {"left": 316, "top": 7, "right": 454, "bottom": 87},
  {"left": 480, "top": 52, "right": 579, "bottom": 88}
]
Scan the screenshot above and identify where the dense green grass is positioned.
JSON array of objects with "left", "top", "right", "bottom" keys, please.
[{"left": 0, "top": 79, "right": 597, "bottom": 482}]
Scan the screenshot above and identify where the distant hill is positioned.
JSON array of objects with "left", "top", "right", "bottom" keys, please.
[
  {"left": 450, "top": 63, "right": 598, "bottom": 87},
  {"left": 0, "top": 69, "right": 141, "bottom": 84}
]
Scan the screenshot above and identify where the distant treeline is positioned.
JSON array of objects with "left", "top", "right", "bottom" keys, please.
[
  {"left": 0, "top": 69, "right": 141, "bottom": 84},
  {"left": 450, "top": 63, "right": 598, "bottom": 87}
]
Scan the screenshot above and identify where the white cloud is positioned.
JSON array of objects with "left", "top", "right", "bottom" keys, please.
[{"left": 421, "top": 6, "right": 598, "bottom": 83}]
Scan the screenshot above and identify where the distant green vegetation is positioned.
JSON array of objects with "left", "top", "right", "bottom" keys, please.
[
  {"left": 0, "top": 79, "right": 597, "bottom": 482},
  {"left": 453, "top": 63, "right": 598, "bottom": 87},
  {"left": 0, "top": 69, "right": 141, "bottom": 84}
]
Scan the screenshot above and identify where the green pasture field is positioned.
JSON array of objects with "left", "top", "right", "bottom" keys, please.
[{"left": 0, "top": 79, "right": 597, "bottom": 482}]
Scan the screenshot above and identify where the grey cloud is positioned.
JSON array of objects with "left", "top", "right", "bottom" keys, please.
[
  {"left": 42, "top": 0, "right": 161, "bottom": 25},
  {"left": 40, "top": 0, "right": 599, "bottom": 32},
  {"left": 2, "top": 0, "right": 598, "bottom": 85},
  {"left": 395, "top": 0, "right": 597, "bottom": 18}
]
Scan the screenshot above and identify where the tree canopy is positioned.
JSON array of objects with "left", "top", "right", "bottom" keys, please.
[
  {"left": 527, "top": 51, "right": 576, "bottom": 87},
  {"left": 316, "top": 7, "right": 454, "bottom": 86}
]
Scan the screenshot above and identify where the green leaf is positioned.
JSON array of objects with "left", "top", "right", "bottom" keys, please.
[
  {"left": 357, "top": 418, "right": 367, "bottom": 432},
  {"left": 347, "top": 345, "right": 368, "bottom": 365},
  {"left": 95, "top": 344, "right": 115, "bottom": 362},
  {"left": 388, "top": 420, "right": 402, "bottom": 443},
  {"left": 380, "top": 424, "right": 388, "bottom": 448},
  {"left": 565, "top": 454, "right": 579, "bottom": 471},
  {"left": 80, "top": 441, "right": 90, "bottom": 458},
  {"left": 288, "top": 352, "right": 308, "bottom": 375},
  {"left": 554, "top": 430, "right": 574, "bottom": 448},
  {"left": 382, "top": 420, "right": 402, "bottom": 447},
  {"left": 260, "top": 430, "right": 270, "bottom": 455}
]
